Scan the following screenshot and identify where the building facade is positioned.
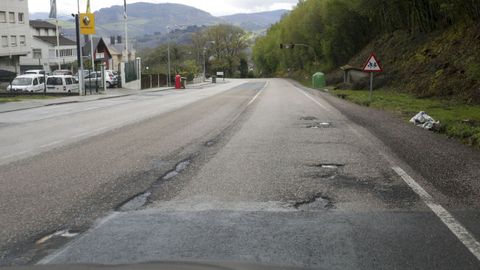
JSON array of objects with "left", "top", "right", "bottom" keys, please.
[
  {"left": 20, "top": 20, "right": 77, "bottom": 73},
  {"left": 0, "top": 0, "right": 31, "bottom": 78}
]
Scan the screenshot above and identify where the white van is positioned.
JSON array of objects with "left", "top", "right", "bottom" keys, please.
[
  {"left": 46, "top": 75, "right": 79, "bottom": 93},
  {"left": 24, "top": 70, "right": 46, "bottom": 76},
  {"left": 7, "top": 74, "right": 45, "bottom": 92}
]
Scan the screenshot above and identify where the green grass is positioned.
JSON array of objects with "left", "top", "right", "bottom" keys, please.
[
  {"left": 0, "top": 95, "right": 58, "bottom": 103},
  {"left": 331, "top": 89, "right": 480, "bottom": 148}
]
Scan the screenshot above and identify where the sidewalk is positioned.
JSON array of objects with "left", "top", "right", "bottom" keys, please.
[{"left": 0, "top": 81, "right": 214, "bottom": 113}]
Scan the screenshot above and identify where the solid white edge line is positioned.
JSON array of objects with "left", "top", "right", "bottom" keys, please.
[
  {"left": 297, "top": 83, "right": 480, "bottom": 262},
  {"left": 298, "top": 89, "right": 329, "bottom": 110},
  {"left": 247, "top": 81, "right": 268, "bottom": 106},
  {"left": 392, "top": 166, "right": 480, "bottom": 261}
]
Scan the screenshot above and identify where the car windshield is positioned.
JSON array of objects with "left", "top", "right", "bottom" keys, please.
[
  {"left": 3, "top": 1, "right": 480, "bottom": 270},
  {"left": 12, "top": 77, "right": 32, "bottom": 86}
]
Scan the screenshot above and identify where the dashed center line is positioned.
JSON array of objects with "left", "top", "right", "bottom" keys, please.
[{"left": 247, "top": 81, "right": 268, "bottom": 106}]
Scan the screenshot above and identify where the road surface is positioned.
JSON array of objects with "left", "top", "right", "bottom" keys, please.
[{"left": 1, "top": 79, "right": 479, "bottom": 269}]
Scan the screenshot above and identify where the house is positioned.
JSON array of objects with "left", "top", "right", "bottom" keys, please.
[
  {"left": 82, "top": 37, "right": 112, "bottom": 70},
  {"left": 106, "top": 35, "right": 136, "bottom": 72},
  {"left": 0, "top": 0, "right": 32, "bottom": 80},
  {"left": 340, "top": 65, "right": 369, "bottom": 84},
  {"left": 20, "top": 20, "right": 77, "bottom": 73}
]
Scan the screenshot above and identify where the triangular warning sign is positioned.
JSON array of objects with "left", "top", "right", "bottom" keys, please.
[{"left": 362, "top": 53, "right": 383, "bottom": 72}]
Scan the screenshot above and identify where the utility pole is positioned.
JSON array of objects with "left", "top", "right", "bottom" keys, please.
[
  {"left": 77, "top": 0, "right": 85, "bottom": 95},
  {"left": 55, "top": 19, "right": 60, "bottom": 69},
  {"left": 167, "top": 26, "right": 171, "bottom": 87}
]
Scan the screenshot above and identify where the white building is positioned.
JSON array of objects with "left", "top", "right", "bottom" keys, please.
[
  {"left": 20, "top": 20, "right": 77, "bottom": 73},
  {"left": 0, "top": 0, "right": 32, "bottom": 79}
]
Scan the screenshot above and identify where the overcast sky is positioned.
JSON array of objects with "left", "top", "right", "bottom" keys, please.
[{"left": 28, "top": 0, "right": 297, "bottom": 16}]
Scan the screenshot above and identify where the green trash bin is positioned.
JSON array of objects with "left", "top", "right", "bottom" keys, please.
[{"left": 312, "top": 72, "right": 326, "bottom": 89}]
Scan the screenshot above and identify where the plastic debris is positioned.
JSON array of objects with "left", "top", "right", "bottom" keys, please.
[{"left": 409, "top": 111, "right": 440, "bottom": 130}]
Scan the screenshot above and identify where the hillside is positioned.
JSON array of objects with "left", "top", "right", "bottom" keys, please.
[
  {"left": 341, "top": 23, "right": 480, "bottom": 103},
  {"left": 94, "top": 2, "right": 221, "bottom": 37},
  {"left": 31, "top": 3, "right": 288, "bottom": 39},
  {"left": 220, "top": 10, "right": 288, "bottom": 31}
]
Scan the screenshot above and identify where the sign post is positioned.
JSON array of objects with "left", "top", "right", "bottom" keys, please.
[{"left": 362, "top": 53, "right": 383, "bottom": 103}]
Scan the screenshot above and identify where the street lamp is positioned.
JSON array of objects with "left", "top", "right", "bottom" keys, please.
[
  {"left": 166, "top": 26, "right": 172, "bottom": 87},
  {"left": 203, "top": 41, "right": 215, "bottom": 82}
]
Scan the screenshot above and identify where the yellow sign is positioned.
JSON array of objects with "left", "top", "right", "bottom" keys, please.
[{"left": 80, "top": 13, "right": 95, "bottom": 35}]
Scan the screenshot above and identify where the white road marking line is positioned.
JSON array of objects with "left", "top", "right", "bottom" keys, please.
[
  {"left": 1, "top": 150, "right": 27, "bottom": 160},
  {"left": 298, "top": 85, "right": 480, "bottom": 261},
  {"left": 72, "top": 132, "right": 90, "bottom": 139},
  {"left": 247, "top": 81, "right": 268, "bottom": 106},
  {"left": 39, "top": 140, "right": 63, "bottom": 149},
  {"left": 393, "top": 166, "right": 480, "bottom": 261},
  {"left": 298, "top": 89, "right": 329, "bottom": 110}
]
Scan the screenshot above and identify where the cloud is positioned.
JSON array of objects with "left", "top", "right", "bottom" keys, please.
[{"left": 28, "top": 0, "right": 297, "bottom": 16}]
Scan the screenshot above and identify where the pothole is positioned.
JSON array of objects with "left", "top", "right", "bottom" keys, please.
[
  {"left": 118, "top": 159, "right": 193, "bottom": 211},
  {"left": 205, "top": 140, "right": 216, "bottom": 147},
  {"left": 313, "top": 163, "right": 345, "bottom": 169},
  {"left": 293, "top": 193, "right": 334, "bottom": 210},
  {"left": 163, "top": 159, "right": 191, "bottom": 180},
  {"left": 306, "top": 122, "right": 332, "bottom": 129},
  {"left": 35, "top": 229, "right": 79, "bottom": 245},
  {"left": 300, "top": 116, "right": 318, "bottom": 121},
  {"left": 118, "top": 192, "right": 151, "bottom": 212}
]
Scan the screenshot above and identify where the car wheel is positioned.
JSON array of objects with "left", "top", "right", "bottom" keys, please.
[{"left": 106, "top": 81, "right": 112, "bottom": 88}]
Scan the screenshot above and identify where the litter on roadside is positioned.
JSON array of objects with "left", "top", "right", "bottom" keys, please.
[{"left": 409, "top": 111, "right": 440, "bottom": 130}]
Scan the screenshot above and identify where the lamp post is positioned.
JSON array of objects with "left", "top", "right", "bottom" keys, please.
[
  {"left": 203, "top": 41, "right": 215, "bottom": 82},
  {"left": 167, "top": 26, "right": 171, "bottom": 87}
]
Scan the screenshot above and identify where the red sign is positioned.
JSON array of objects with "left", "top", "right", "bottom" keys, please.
[{"left": 362, "top": 53, "right": 383, "bottom": 72}]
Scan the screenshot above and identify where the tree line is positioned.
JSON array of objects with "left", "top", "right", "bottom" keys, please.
[
  {"left": 253, "top": 0, "right": 480, "bottom": 77},
  {"left": 141, "top": 24, "right": 252, "bottom": 79}
]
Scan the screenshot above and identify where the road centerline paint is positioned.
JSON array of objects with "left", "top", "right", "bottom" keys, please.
[{"left": 247, "top": 81, "right": 268, "bottom": 106}]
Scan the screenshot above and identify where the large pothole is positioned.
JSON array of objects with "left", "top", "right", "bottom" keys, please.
[{"left": 293, "top": 193, "right": 334, "bottom": 210}]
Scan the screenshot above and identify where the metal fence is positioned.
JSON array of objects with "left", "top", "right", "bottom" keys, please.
[{"left": 125, "top": 61, "right": 138, "bottom": 83}]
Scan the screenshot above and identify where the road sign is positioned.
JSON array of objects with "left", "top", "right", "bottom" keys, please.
[
  {"left": 216, "top": 71, "right": 224, "bottom": 76},
  {"left": 80, "top": 13, "right": 95, "bottom": 35},
  {"left": 362, "top": 53, "right": 382, "bottom": 72}
]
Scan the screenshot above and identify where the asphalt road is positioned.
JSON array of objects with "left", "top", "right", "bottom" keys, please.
[{"left": 1, "top": 79, "right": 480, "bottom": 269}]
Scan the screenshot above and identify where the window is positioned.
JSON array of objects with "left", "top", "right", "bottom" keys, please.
[
  {"left": 1, "top": 36, "right": 8, "bottom": 47},
  {"left": 58, "top": 49, "right": 74, "bottom": 57},
  {"left": 0, "top": 11, "right": 6, "bottom": 23},
  {"left": 33, "top": 49, "right": 42, "bottom": 59},
  {"left": 19, "top": 35, "right": 25, "bottom": 46},
  {"left": 9, "top": 12, "right": 15, "bottom": 23},
  {"left": 18, "top": 13, "right": 24, "bottom": 23},
  {"left": 65, "top": 78, "right": 73, "bottom": 85},
  {"left": 47, "top": 77, "right": 63, "bottom": 86},
  {"left": 10, "top": 35, "right": 16, "bottom": 47},
  {"left": 33, "top": 78, "right": 38, "bottom": 86},
  {"left": 39, "top": 76, "right": 45, "bottom": 84}
]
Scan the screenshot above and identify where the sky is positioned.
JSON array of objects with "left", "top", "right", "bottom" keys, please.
[{"left": 28, "top": 0, "right": 298, "bottom": 16}]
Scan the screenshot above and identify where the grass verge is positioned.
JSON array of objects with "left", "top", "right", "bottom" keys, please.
[
  {"left": 0, "top": 95, "right": 58, "bottom": 103},
  {"left": 331, "top": 89, "right": 480, "bottom": 149}
]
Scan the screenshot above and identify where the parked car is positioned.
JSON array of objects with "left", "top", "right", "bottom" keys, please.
[
  {"left": 7, "top": 74, "right": 45, "bottom": 92},
  {"left": 24, "top": 69, "right": 46, "bottom": 76},
  {"left": 52, "top": 70, "right": 73, "bottom": 76},
  {"left": 46, "top": 75, "right": 79, "bottom": 93},
  {"left": 85, "top": 71, "right": 118, "bottom": 88}
]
